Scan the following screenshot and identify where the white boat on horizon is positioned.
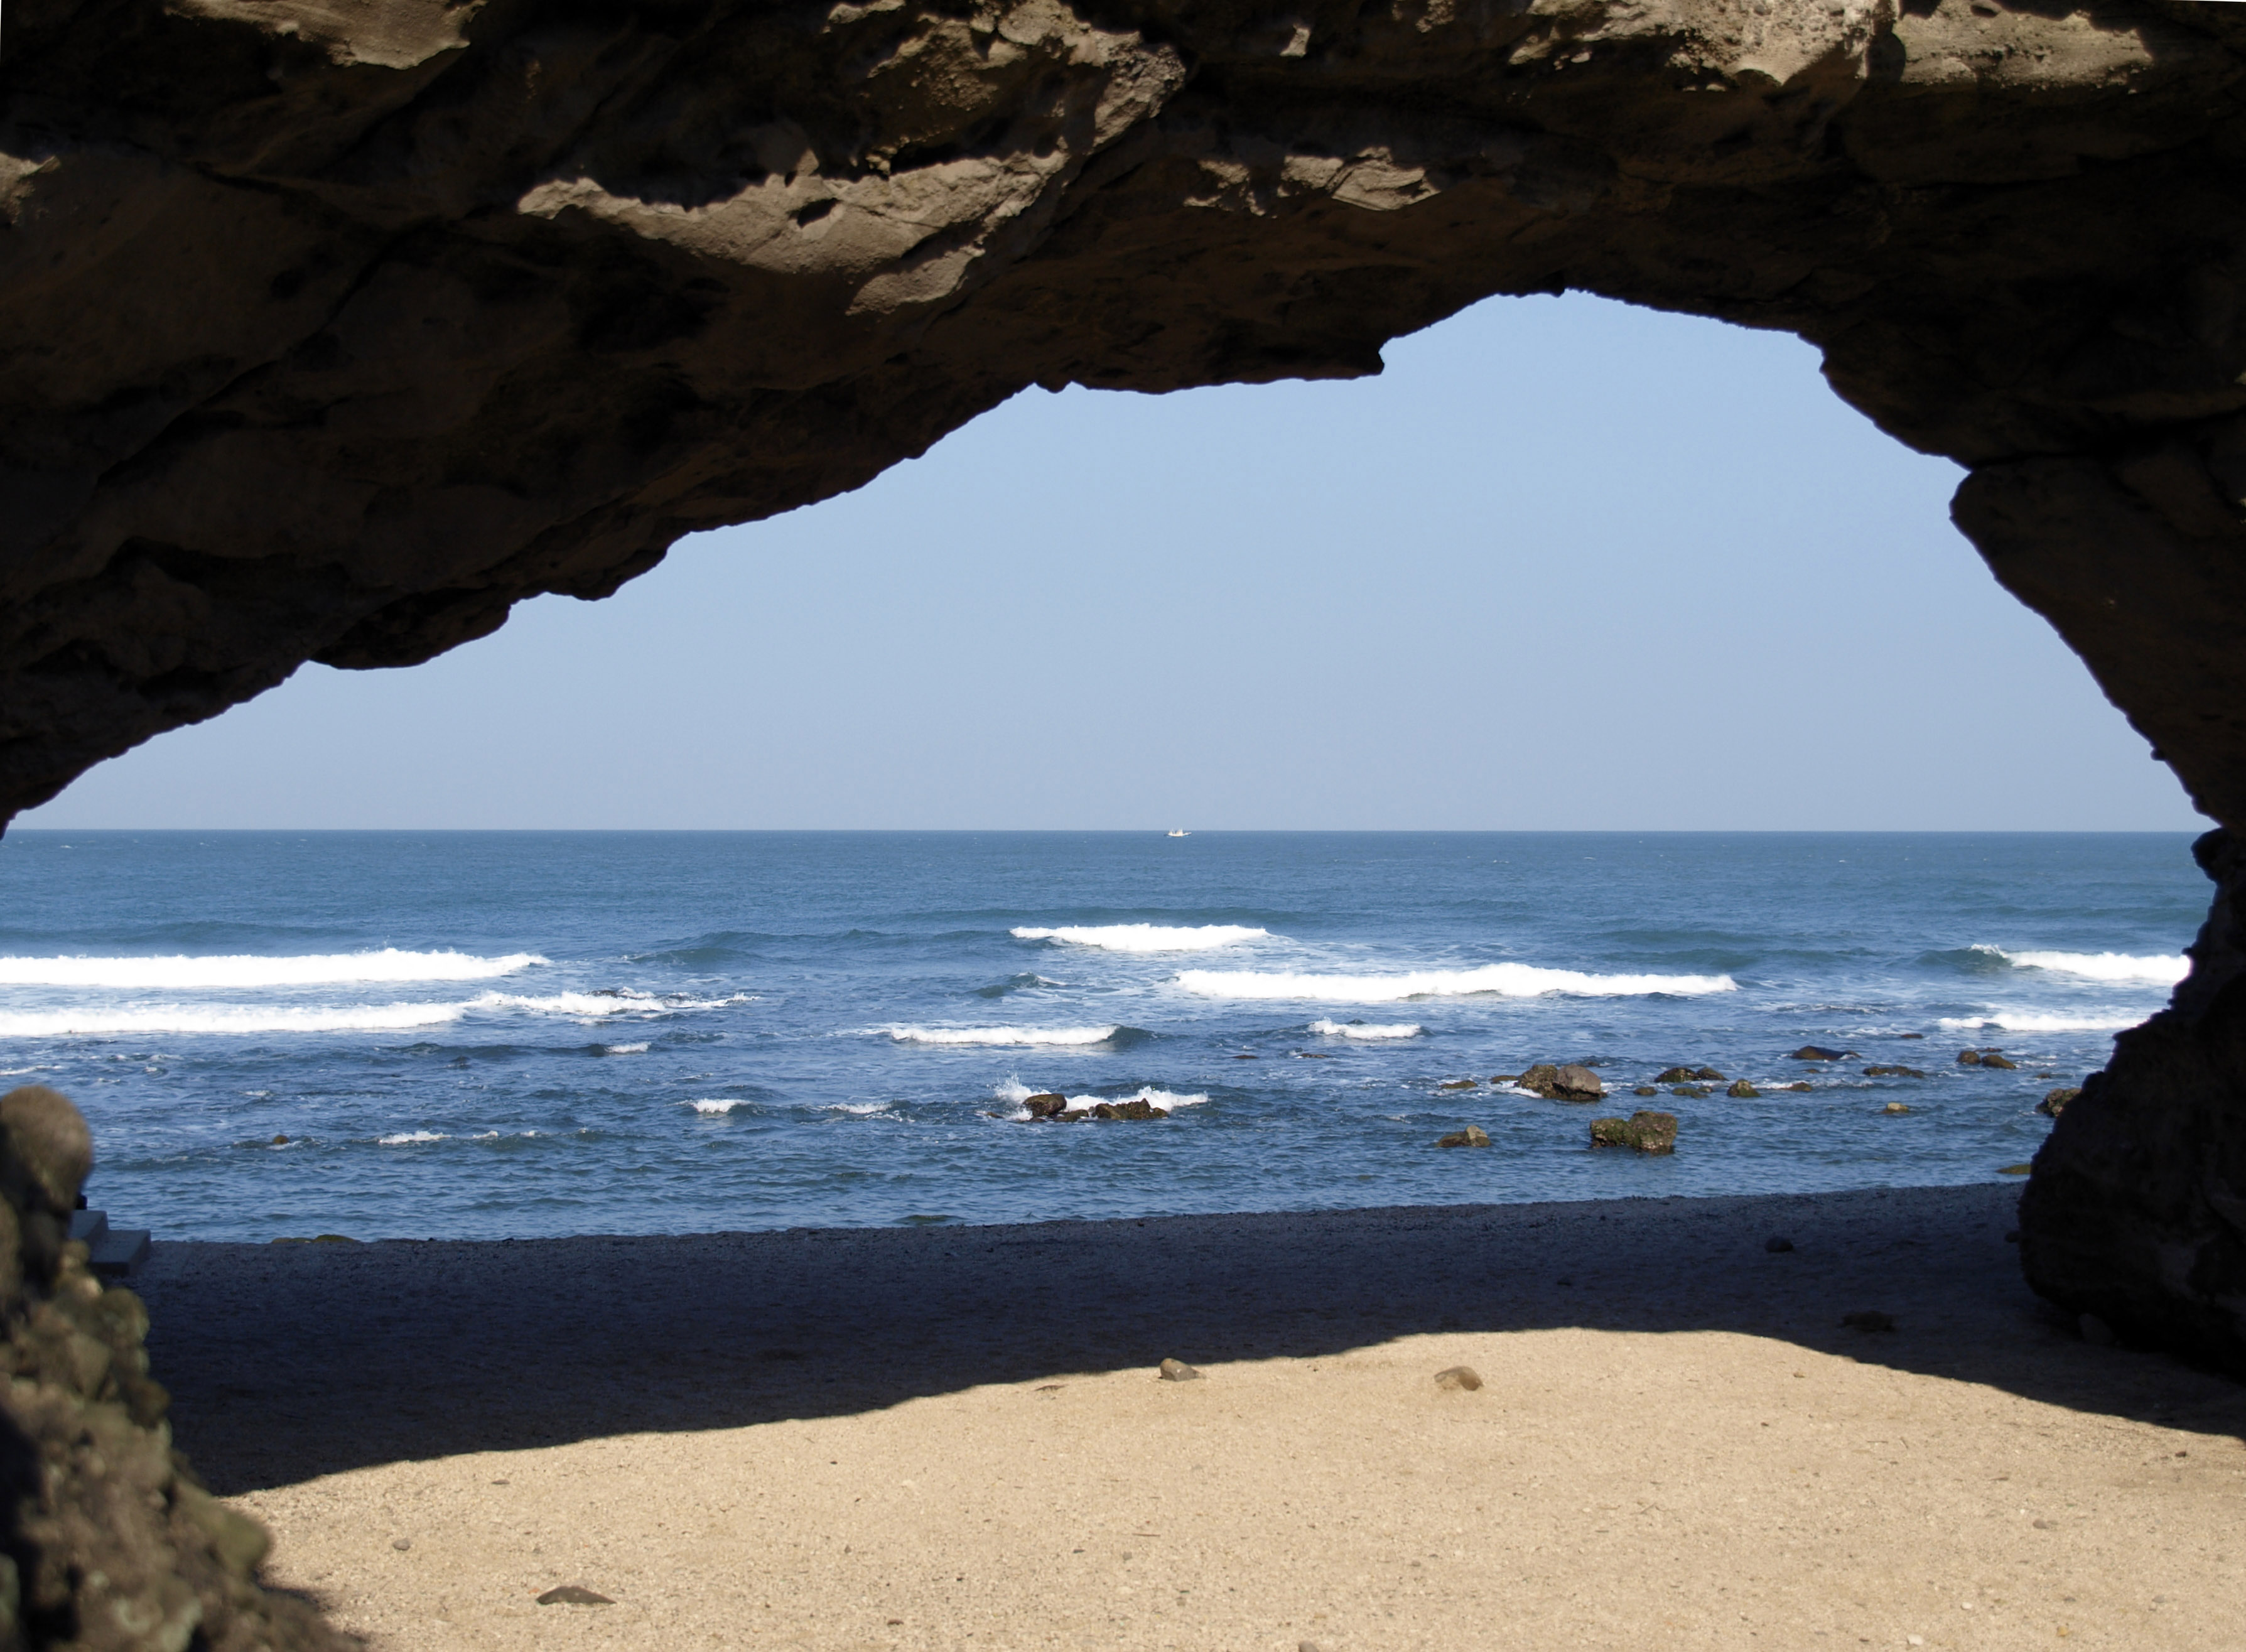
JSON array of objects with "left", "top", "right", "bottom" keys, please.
[{"left": 1167, "top": 829, "right": 1189, "bottom": 838}]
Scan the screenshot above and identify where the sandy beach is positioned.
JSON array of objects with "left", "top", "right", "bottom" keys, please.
[{"left": 136, "top": 1185, "right": 2246, "bottom": 1651}]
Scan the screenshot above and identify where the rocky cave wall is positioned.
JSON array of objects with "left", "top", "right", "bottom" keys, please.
[{"left": 5, "top": 0, "right": 2246, "bottom": 1366}]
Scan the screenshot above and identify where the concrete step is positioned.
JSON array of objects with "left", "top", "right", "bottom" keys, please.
[{"left": 69, "top": 1210, "right": 151, "bottom": 1279}]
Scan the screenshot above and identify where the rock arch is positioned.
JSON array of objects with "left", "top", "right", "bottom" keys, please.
[{"left": 6, "top": 0, "right": 2246, "bottom": 1362}]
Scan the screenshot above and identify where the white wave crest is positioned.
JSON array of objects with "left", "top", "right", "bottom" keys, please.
[
  {"left": 883, "top": 1025, "right": 1121, "bottom": 1046},
  {"left": 0, "top": 989, "right": 750, "bottom": 1039},
  {"left": 1938, "top": 1012, "right": 2146, "bottom": 1033},
  {"left": 1012, "top": 924, "right": 1268, "bottom": 953},
  {"left": 1177, "top": 963, "right": 1737, "bottom": 1003},
  {"left": 691, "top": 1099, "right": 748, "bottom": 1115},
  {"left": 379, "top": 1130, "right": 447, "bottom": 1145},
  {"left": 602, "top": 1042, "right": 650, "bottom": 1055},
  {"left": 992, "top": 1079, "right": 1208, "bottom": 1115},
  {"left": 1977, "top": 945, "right": 2188, "bottom": 985},
  {"left": 0, "top": 948, "right": 546, "bottom": 989},
  {"left": 1309, "top": 1018, "right": 1423, "bottom": 1040}
]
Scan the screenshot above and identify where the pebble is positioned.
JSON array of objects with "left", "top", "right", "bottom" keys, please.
[
  {"left": 536, "top": 1585, "right": 614, "bottom": 1606},
  {"left": 1158, "top": 1358, "right": 1202, "bottom": 1382},
  {"left": 391, "top": 1538, "right": 411, "bottom": 1551},
  {"left": 1433, "top": 1365, "right": 1482, "bottom": 1391},
  {"left": 1764, "top": 1235, "right": 1794, "bottom": 1253}
]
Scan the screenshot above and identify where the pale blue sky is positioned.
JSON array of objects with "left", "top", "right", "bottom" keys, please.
[{"left": 19, "top": 293, "right": 2203, "bottom": 831}]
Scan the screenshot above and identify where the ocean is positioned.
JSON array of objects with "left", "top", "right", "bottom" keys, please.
[{"left": 0, "top": 831, "right": 2206, "bottom": 1242}]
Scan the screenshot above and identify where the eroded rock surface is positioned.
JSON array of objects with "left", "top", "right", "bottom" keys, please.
[
  {"left": 0, "top": 1087, "right": 341, "bottom": 1650},
  {"left": 8, "top": 3, "right": 2246, "bottom": 1359}
]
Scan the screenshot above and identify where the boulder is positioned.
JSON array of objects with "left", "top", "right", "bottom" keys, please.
[
  {"left": 1437, "top": 1126, "right": 1491, "bottom": 1149},
  {"left": 1790, "top": 1046, "right": 1856, "bottom": 1062},
  {"left": 1980, "top": 1052, "right": 2019, "bottom": 1070},
  {"left": 1589, "top": 1111, "right": 1677, "bottom": 1154},
  {"left": 2039, "top": 1087, "right": 2081, "bottom": 1117},
  {"left": 1089, "top": 1099, "right": 1168, "bottom": 1120},
  {"left": 1022, "top": 1093, "right": 1069, "bottom": 1119},
  {"left": 1864, "top": 1066, "right": 1926, "bottom": 1079},
  {"left": 0, "top": 1088, "right": 347, "bottom": 1652},
  {"left": 1653, "top": 1066, "right": 1724, "bottom": 1084},
  {"left": 1437, "top": 1079, "right": 1479, "bottom": 1091},
  {"left": 1725, "top": 1080, "right": 1760, "bottom": 1099}
]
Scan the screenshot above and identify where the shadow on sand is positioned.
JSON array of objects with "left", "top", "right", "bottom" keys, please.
[{"left": 138, "top": 1182, "right": 2246, "bottom": 1495}]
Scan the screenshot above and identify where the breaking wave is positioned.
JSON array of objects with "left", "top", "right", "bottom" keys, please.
[
  {"left": 1012, "top": 924, "right": 1268, "bottom": 952},
  {"left": 1938, "top": 1012, "right": 2147, "bottom": 1033},
  {"left": 1975, "top": 945, "right": 2188, "bottom": 985},
  {"left": 1309, "top": 1018, "right": 1423, "bottom": 1040},
  {"left": 0, "top": 990, "right": 752, "bottom": 1039},
  {"left": 992, "top": 1079, "right": 1209, "bottom": 1116},
  {"left": 1177, "top": 962, "right": 1737, "bottom": 1003},
  {"left": 882, "top": 1025, "right": 1126, "bottom": 1047},
  {"left": 0, "top": 949, "right": 546, "bottom": 989},
  {"left": 691, "top": 1099, "right": 749, "bottom": 1115},
  {"left": 378, "top": 1130, "right": 447, "bottom": 1145}
]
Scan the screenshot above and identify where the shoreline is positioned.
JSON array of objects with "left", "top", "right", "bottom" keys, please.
[{"left": 138, "top": 1185, "right": 2246, "bottom": 1649}]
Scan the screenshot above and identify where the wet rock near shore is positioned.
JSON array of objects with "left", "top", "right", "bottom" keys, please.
[
  {"left": 2039, "top": 1087, "right": 2081, "bottom": 1117},
  {"left": 1436, "top": 1126, "right": 1490, "bottom": 1150},
  {"left": 1958, "top": 1049, "right": 2019, "bottom": 1069},
  {"left": 1865, "top": 1066, "right": 1926, "bottom": 1079},
  {"left": 1654, "top": 1067, "right": 1723, "bottom": 1084},
  {"left": 1589, "top": 1111, "right": 1678, "bottom": 1154},
  {"left": 0, "top": 1086, "right": 347, "bottom": 1651},
  {"left": 1517, "top": 1064, "right": 1604, "bottom": 1102},
  {"left": 1790, "top": 1047, "right": 1858, "bottom": 1062},
  {"left": 1726, "top": 1081, "right": 1761, "bottom": 1099},
  {"left": 1022, "top": 1093, "right": 1069, "bottom": 1119}
]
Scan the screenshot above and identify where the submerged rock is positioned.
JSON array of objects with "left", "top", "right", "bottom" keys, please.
[
  {"left": 1437, "top": 1078, "right": 1479, "bottom": 1091},
  {"left": 1589, "top": 1111, "right": 1677, "bottom": 1153},
  {"left": 2039, "top": 1086, "right": 2081, "bottom": 1117},
  {"left": 1790, "top": 1046, "right": 1856, "bottom": 1062},
  {"left": 1725, "top": 1080, "right": 1760, "bottom": 1099},
  {"left": 1655, "top": 1066, "right": 1724, "bottom": 1084},
  {"left": 1437, "top": 1126, "right": 1490, "bottom": 1149},
  {"left": 1864, "top": 1064, "right": 1926, "bottom": 1078},
  {"left": 1883, "top": 1101, "right": 1912, "bottom": 1115},
  {"left": 1634, "top": 1086, "right": 1659, "bottom": 1097},
  {"left": 1671, "top": 1084, "right": 1713, "bottom": 1099},
  {"left": 1782, "top": 1082, "right": 1815, "bottom": 1093}
]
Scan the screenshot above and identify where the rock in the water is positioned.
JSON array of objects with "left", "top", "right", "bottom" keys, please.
[
  {"left": 1671, "top": 1084, "right": 1712, "bottom": 1099},
  {"left": 1864, "top": 1065, "right": 1926, "bottom": 1079},
  {"left": 2038, "top": 1086, "right": 2081, "bottom": 1117},
  {"left": 1589, "top": 1111, "right": 1677, "bottom": 1153},
  {"left": 1980, "top": 1052, "right": 2019, "bottom": 1071},
  {"left": 0, "top": 1086, "right": 348, "bottom": 1652},
  {"left": 1158, "top": 1358, "right": 1202, "bottom": 1382},
  {"left": 1899, "top": 1034, "right": 1925, "bottom": 1040},
  {"left": 1078, "top": 1099, "right": 1168, "bottom": 1120},
  {"left": 1790, "top": 1047, "right": 1855, "bottom": 1061},
  {"left": 1883, "top": 1101, "right": 1912, "bottom": 1115},
  {"left": 2000, "top": 1163, "right": 2034, "bottom": 1175},
  {"left": 1432, "top": 1365, "right": 1482, "bottom": 1391},
  {"left": 1725, "top": 1080, "right": 1760, "bottom": 1099},
  {"left": 1549, "top": 1064, "right": 1604, "bottom": 1101},
  {"left": 1634, "top": 1086, "right": 1659, "bottom": 1097},
  {"left": 1437, "top": 1126, "right": 1491, "bottom": 1149},
  {"left": 1437, "top": 1078, "right": 1479, "bottom": 1091},
  {"left": 1783, "top": 1082, "right": 1815, "bottom": 1093},
  {"left": 537, "top": 1585, "right": 615, "bottom": 1606},
  {"left": 1765, "top": 1235, "right": 1795, "bottom": 1253},
  {"left": 1841, "top": 1310, "right": 1896, "bottom": 1333},
  {"left": 1653, "top": 1066, "right": 1723, "bottom": 1084},
  {"left": 1489, "top": 1074, "right": 1520, "bottom": 1084},
  {"left": 1022, "top": 1093, "right": 1069, "bottom": 1119}
]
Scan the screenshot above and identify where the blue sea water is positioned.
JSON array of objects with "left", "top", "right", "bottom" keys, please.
[{"left": 0, "top": 831, "right": 2208, "bottom": 1241}]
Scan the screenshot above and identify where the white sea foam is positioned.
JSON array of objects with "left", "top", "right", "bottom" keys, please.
[
  {"left": 1975, "top": 945, "right": 2188, "bottom": 985},
  {"left": 1938, "top": 1012, "right": 2146, "bottom": 1033},
  {"left": 691, "top": 1099, "right": 748, "bottom": 1115},
  {"left": 882, "top": 1025, "right": 1121, "bottom": 1046},
  {"left": 0, "top": 988, "right": 750, "bottom": 1039},
  {"left": 826, "top": 1101, "right": 892, "bottom": 1115},
  {"left": 1308, "top": 1018, "right": 1423, "bottom": 1040},
  {"left": 378, "top": 1130, "right": 446, "bottom": 1145},
  {"left": 1178, "top": 963, "right": 1737, "bottom": 1003},
  {"left": 1012, "top": 924, "right": 1268, "bottom": 953},
  {"left": 603, "top": 1042, "right": 651, "bottom": 1055},
  {"left": 0, "top": 948, "right": 546, "bottom": 989},
  {"left": 992, "top": 1079, "right": 1209, "bottom": 1115}
]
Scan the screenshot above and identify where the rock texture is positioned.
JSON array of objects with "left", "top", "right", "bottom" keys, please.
[
  {"left": 6, "top": 2, "right": 2246, "bottom": 1357},
  {"left": 0, "top": 1088, "right": 341, "bottom": 1651}
]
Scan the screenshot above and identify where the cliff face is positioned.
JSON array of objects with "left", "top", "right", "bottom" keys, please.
[{"left": 7, "top": 2, "right": 2246, "bottom": 1359}]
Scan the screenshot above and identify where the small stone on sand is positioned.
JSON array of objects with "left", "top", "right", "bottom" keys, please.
[
  {"left": 1433, "top": 1365, "right": 1482, "bottom": 1391},
  {"left": 1158, "top": 1358, "right": 1202, "bottom": 1381},
  {"left": 391, "top": 1538, "right": 411, "bottom": 1550},
  {"left": 536, "top": 1585, "right": 613, "bottom": 1606}
]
